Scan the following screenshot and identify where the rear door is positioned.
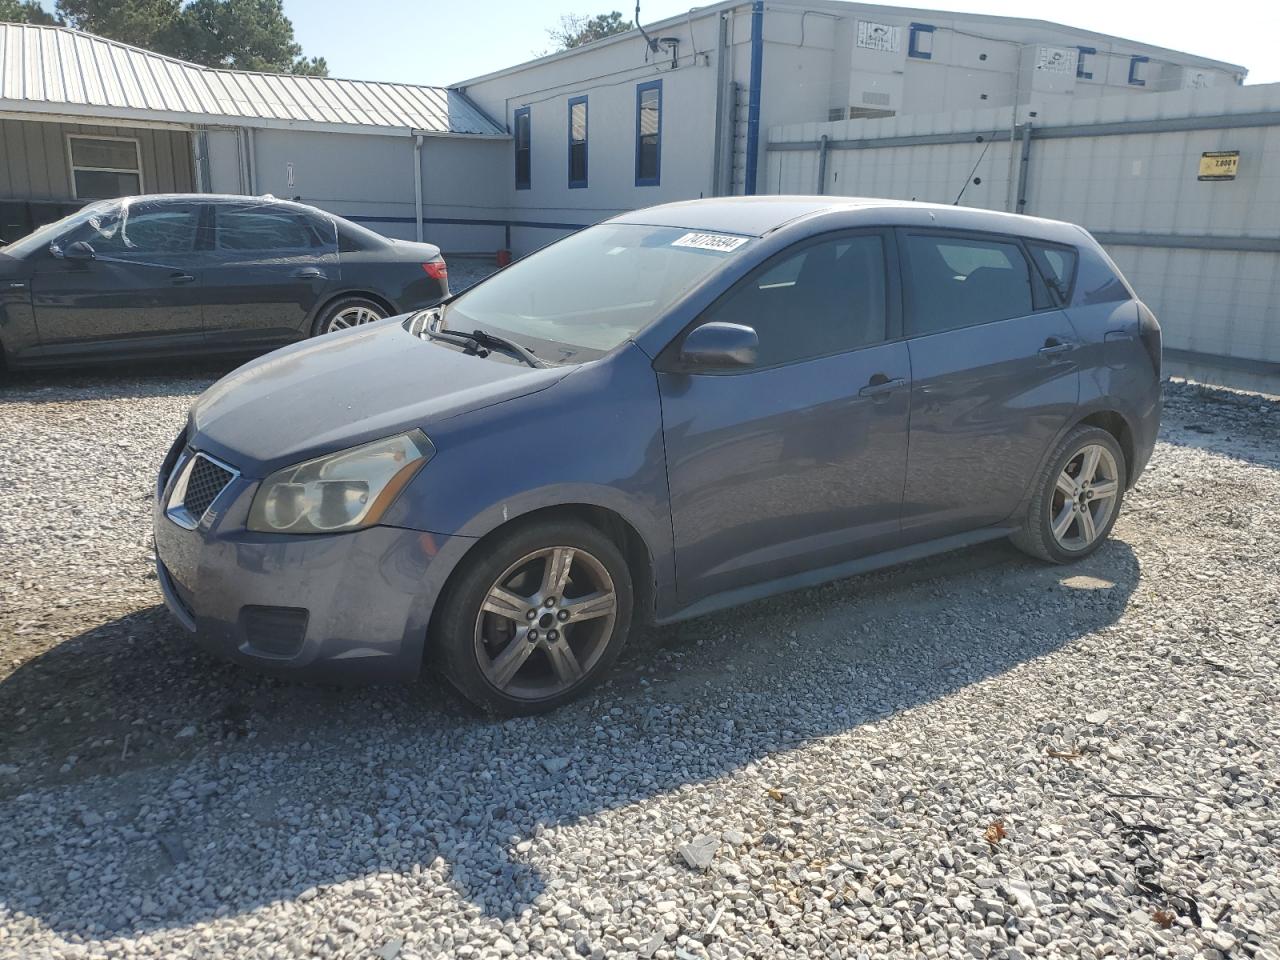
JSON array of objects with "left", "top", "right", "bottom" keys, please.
[
  {"left": 201, "top": 202, "right": 337, "bottom": 348},
  {"left": 658, "top": 229, "right": 912, "bottom": 606},
  {"left": 28, "top": 200, "right": 206, "bottom": 357},
  {"left": 897, "top": 229, "right": 1080, "bottom": 540}
]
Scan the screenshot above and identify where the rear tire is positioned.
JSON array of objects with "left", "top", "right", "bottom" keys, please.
[
  {"left": 311, "top": 296, "right": 387, "bottom": 337},
  {"left": 432, "top": 519, "right": 633, "bottom": 716},
  {"left": 1011, "top": 425, "right": 1126, "bottom": 564}
]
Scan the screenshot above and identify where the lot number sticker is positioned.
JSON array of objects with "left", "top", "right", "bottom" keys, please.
[{"left": 672, "top": 232, "right": 748, "bottom": 253}]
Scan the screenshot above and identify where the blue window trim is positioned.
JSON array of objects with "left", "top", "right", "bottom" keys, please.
[
  {"left": 567, "top": 95, "right": 588, "bottom": 189},
  {"left": 514, "top": 106, "right": 531, "bottom": 190},
  {"left": 1128, "top": 55, "right": 1149, "bottom": 86},
  {"left": 1076, "top": 46, "right": 1095, "bottom": 80},
  {"left": 634, "top": 79, "right": 662, "bottom": 187},
  {"left": 908, "top": 22, "right": 934, "bottom": 60}
]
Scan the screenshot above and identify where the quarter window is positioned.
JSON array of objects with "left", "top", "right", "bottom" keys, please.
[
  {"left": 1026, "top": 242, "right": 1078, "bottom": 304},
  {"left": 514, "top": 106, "right": 531, "bottom": 190},
  {"left": 698, "top": 234, "right": 887, "bottom": 368},
  {"left": 635, "top": 80, "right": 662, "bottom": 186},
  {"left": 67, "top": 136, "right": 143, "bottom": 199},
  {"left": 568, "top": 96, "right": 588, "bottom": 188},
  {"left": 904, "top": 234, "right": 1034, "bottom": 335}
]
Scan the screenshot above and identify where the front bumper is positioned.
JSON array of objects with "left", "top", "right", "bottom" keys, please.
[{"left": 152, "top": 454, "right": 474, "bottom": 683}]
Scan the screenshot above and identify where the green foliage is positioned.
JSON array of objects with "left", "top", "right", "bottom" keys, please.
[
  {"left": 548, "top": 11, "right": 629, "bottom": 51},
  {"left": 0, "top": 0, "right": 58, "bottom": 24},
  {"left": 49, "top": 0, "right": 326, "bottom": 75}
]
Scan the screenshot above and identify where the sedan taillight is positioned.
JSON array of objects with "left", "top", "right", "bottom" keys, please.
[{"left": 422, "top": 260, "right": 447, "bottom": 280}]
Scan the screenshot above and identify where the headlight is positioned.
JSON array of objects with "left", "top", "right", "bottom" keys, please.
[{"left": 247, "top": 430, "right": 433, "bottom": 534}]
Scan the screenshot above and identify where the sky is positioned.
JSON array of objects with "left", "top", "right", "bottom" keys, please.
[{"left": 282, "top": 0, "right": 1280, "bottom": 87}]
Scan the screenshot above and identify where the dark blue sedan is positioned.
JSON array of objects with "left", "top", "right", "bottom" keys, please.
[{"left": 153, "top": 196, "right": 1161, "bottom": 714}]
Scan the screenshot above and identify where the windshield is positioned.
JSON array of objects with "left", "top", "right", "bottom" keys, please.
[
  {"left": 442, "top": 223, "right": 752, "bottom": 358},
  {"left": 0, "top": 201, "right": 113, "bottom": 258}
]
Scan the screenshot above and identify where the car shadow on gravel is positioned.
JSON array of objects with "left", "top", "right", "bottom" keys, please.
[{"left": 0, "top": 539, "right": 1140, "bottom": 939}]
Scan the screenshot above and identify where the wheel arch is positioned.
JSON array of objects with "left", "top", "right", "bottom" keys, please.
[
  {"left": 425, "top": 501, "right": 661, "bottom": 662},
  {"left": 1073, "top": 409, "right": 1138, "bottom": 488}
]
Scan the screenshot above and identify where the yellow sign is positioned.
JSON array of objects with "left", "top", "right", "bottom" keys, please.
[{"left": 1198, "top": 151, "right": 1239, "bottom": 181}]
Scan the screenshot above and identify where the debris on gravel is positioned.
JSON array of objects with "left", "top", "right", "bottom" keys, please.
[{"left": 0, "top": 375, "right": 1277, "bottom": 959}]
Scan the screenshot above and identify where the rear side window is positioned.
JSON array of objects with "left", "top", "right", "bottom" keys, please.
[
  {"left": 216, "top": 207, "right": 317, "bottom": 252},
  {"left": 699, "top": 233, "right": 887, "bottom": 368},
  {"left": 1026, "top": 242, "right": 1078, "bottom": 305},
  {"left": 904, "top": 234, "right": 1033, "bottom": 335}
]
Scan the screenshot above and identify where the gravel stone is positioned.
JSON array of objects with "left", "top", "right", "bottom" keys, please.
[{"left": 0, "top": 375, "right": 1277, "bottom": 959}]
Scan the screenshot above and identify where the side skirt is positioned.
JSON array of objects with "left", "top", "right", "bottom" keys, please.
[{"left": 653, "top": 525, "right": 1017, "bottom": 626}]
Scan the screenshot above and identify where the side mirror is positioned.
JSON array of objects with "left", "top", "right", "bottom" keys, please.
[
  {"left": 63, "top": 240, "right": 96, "bottom": 262},
  {"left": 677, "top": 321, "right": 758, "bottom": 370}
]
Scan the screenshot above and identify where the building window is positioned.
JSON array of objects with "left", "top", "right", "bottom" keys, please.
[
  {"left": 1128, "top": 55, "right": 1149, "bottom": 86},
  {"left": 67, "top": 135, "right": 143, "bottom": 199},
  {"left": 635, "top": 80, "right": 662, "bottom": 187},
  {"left": 1076, "top": 46, "right": 1095, "bottom": 80},
  {"left": 568, "top": 96, "right": 588, "bottom": 189},
  {"left": 907, "top": 23, "right": 934, "bottom": 60},
  {"left": 514, "top": 106, "right": 531, "bottom": 190}
]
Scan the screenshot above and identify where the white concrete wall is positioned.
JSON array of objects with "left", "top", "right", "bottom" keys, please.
[
  {"left": 766, "top": 82, "right": 1280, "bottom": 370},
  {"left": 421, "top": 136, "right": 509, "bottom": 254}
]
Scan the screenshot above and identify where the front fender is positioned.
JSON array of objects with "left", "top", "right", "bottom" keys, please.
[{"left": 380, "top": 342, "right": 677, "bottom": 614}]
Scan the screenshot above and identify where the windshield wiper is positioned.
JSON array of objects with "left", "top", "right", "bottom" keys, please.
[{"left": 464, "top": 327, "right": 546, "bottom": 368}]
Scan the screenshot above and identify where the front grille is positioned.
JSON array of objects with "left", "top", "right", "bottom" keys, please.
[{"left": 183, "top": 455, "right": 235, "bottom": 519}]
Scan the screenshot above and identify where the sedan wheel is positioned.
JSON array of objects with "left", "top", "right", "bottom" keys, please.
[
  {"left": 326, "top": 304, "right": 384, "bottom": 333},
  {"left": 433, "top": 519, "right": 633, "bottom": 715}
]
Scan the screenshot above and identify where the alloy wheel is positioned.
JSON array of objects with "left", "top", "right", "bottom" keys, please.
[
  {"left": 473, "top": 546, "right": 618, "bottom": 701},
  {"left": 325, "top": 305, "right": 384, "bottom": 332},
  {"left": 1049, "top": 443, "right": 1120, "bottom": 551}
]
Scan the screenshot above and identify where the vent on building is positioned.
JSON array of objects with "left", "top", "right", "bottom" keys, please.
[
  {"left": 828, "top": 108, "right": 846, "bottom": 121},
  {"left": 861, "top": 91, "right": 892, "bottom": 106},
  {"left": 848, "top": 107, "right": 895, "bottom": 120}
]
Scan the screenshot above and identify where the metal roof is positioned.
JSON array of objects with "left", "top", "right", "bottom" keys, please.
[{"left": 0, "top": 23, "right": 506, "bottom": 137}]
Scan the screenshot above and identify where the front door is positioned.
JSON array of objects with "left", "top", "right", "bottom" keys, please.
[
  {"left": 28, "top": 200, "right": 206, "bottom": 358},
  {"left": 897, "top": 229, "right": 1081, "bottom": 540},
  {"left": 201, "top": 202, "right": 336, "bottom": 348},
  {"left": 658, "top": 230, "right": 911, "bottom": 607}
]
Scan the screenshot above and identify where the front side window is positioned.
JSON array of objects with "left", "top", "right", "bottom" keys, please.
[
  {"left": 71, "top": 202, "right": 201, "bottom": 255},
  {"left": 568, "top": 96, "right": 588, "bottom": 188},
  {"left": 514, "top": 106, "right": 531, "bottom": 190},
  {"left": 68, "top": 136, "right": 142, "bottom": 199},
  {"left": 442, "top": 223, "right": 750, "bottom": 359},
  {"left": 635, "top": 80, "right": 662, "bottom": 186},
  {"left": 215, "top": 206, "right": 316, "bottom": 251},
  {"left": 904, "top": 234, "right": 1034, "bottom": 335},
  {"left": 695, "top": 233, "right": 888, "bottom": 368}
]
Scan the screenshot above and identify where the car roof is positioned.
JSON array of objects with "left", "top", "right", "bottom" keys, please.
[
  {"left": 611, "top": 196, "right": 1090, "bottom": 247},
  {"left": 108, "top": 193, "right": 332, "bottom": 217}
]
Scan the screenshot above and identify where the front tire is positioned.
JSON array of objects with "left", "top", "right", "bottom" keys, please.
[
  {"left": 312, "top": 296, "right": 387, "bottom": 336},
  {"left": 433, "top": 519, "right": 634, "bottom": 716},
  {"left": 1011, "top": 425, "right": 1126, "bottom": 564}
]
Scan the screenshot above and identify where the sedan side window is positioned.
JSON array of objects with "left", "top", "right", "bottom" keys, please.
[
  {"left": 74, "top": 204, "right": 201, "bottom": 256},
  {"left": 215, "top": 208, "right": 317, "bottom": 252},
  {"left": 904, "top": 234, "right": 1034, "bottom": 335},
  {"left": 700, "top": 234, "right": 888, "bottom": 368}
]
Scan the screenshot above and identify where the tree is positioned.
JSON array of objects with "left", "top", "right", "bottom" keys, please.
[
  {"left": 0, "top": 0, "right": 59, "bottom": 24},
  {"left": 51, "top": 0, "right": 326, "bottom": 76},
  {"left": 548, "top": 11, "right": 629, "bottom": 51}
]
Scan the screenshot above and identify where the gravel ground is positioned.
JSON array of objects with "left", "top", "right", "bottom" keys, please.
[{"left": 0, "top": 370, "right": 1277, "bottom": 960}]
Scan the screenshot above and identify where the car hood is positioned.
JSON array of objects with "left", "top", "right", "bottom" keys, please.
[{"left": 189, "top": 317, "right": 573, "bottom": 477}]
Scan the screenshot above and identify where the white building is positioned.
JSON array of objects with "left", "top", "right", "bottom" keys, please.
[{"left": 456, "top": 0, "right": 1245, "bottom": 254}]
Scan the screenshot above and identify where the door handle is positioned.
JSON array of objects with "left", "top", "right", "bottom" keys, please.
[
  {"left": 292, "top": 267, "right": 326, "bottom": 280},
  {"left": 1038, "top": 337, "right": 1073, "bottom": 357},
  {"left": 858, "top": 375, "right": 906, "bottom": 399},
  {"left": 169, "top": 272, "right": 196, "bottom": 285}
]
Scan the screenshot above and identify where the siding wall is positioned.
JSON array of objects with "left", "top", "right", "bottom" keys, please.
[
  {"left": 766, "top": 82, "right": 1280, "bottom": 376},
  {"left": 0, "top": 118, "right": 194, "bottom": 200}
]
